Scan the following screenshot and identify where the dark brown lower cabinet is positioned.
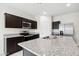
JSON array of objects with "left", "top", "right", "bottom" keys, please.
[
  {"left": 24, "top": 34, "right": 39, "bottom": 41},
  {"left": 6, "top": 36, "right": 24, "bottom": 56},
  {"left": 6, "top": 34, "right": 39, "bottom": 56}
]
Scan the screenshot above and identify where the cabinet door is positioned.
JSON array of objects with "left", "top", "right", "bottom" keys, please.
[
  {"left": 29, "top": 20, "right": 37, "bottom": 29},
  {"left": 5, "top": 13, "right": 22, "bottom": 28},
  {"left": 52, "top": 21, "right": 60, "bottom": 29},
  {"left": 6, "top": 36, "right": 24, "bottom": 56},
  {"left": 31, "top": 21, "right": 37, "bottom": 29}
]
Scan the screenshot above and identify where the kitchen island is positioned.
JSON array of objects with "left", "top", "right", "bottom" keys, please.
[{"left": 18, "top": 36, "right": 79, "bottom": 56}]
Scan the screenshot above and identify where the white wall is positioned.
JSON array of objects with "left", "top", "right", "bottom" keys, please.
[
  {"left": 53, "top": 11, "right": 79, "bottom": 44},
  {"left": 0, "top": 5, "right": 37, "bottom": 55},
  {"left": 36, "top": 16, "right": 52, "bottom": 38}
]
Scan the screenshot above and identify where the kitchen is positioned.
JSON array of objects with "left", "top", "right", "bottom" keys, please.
[{"left": 0, "top": 3, "right": 79, "bottom": 56}]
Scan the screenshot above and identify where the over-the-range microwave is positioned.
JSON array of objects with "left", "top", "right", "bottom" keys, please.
[{"left": 22, "top": 21, "right": 31, "bottom": 29}]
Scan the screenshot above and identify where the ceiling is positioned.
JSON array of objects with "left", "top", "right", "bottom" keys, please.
[{"left": 0, "top": 3, "right": 79, "bottom": 16}]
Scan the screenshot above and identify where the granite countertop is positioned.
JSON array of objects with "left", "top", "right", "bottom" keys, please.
[{"left": 18, "top": 36, "right": 79, "bottom": 56}]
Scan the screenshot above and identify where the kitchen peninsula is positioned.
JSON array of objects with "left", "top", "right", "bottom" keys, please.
[{"left": 18, "top": 36, "right": 79, "bottom": 56}]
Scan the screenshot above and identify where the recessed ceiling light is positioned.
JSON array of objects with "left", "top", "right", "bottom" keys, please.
[
  {"left": 43, "top": 11, "right": 47, "bottom": 15},
  {"left": 66, "top": 3, "right": 71, "bottom": 7}
]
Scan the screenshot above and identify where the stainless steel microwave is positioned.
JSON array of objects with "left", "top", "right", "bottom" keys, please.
[{"left": 22, "top": 21, "right": 31, "bottom": 29}]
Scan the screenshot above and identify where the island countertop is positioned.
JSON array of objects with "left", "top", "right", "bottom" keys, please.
[{"left": 18, "top": 36, "right": 79, "bottom": 56}]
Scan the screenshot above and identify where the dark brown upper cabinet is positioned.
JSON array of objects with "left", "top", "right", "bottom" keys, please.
[
  {"left": 5, "top": 13, "right": 37, "bottom": 29},
  {"left": 30, "top": 20, "right": 37, "bottom": 29},
  {"left": 52, "top": 21, "right": 60, "bottom": 29},
  {"left": 5, "top": 13, "right": 22, "bottom": 28}
]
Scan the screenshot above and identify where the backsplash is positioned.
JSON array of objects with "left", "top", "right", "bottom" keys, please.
[{"left": 4, "top": 28, "right": 38, "bottom": 34}]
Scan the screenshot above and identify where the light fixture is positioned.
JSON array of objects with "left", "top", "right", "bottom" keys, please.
[
  {"left": 43, "top": 11, "right": 47, "bottom": 15},
  {"left": 66, "top": 3, "right": 71, "bottom": 7}
]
